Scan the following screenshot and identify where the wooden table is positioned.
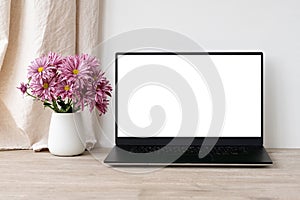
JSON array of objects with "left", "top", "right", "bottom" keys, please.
[{"left": 0, "top": 149, "right": 299, "bottom": 199}]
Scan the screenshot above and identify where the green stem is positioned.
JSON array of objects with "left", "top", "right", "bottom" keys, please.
[
  {"left": 52, "top": 100, "right": 60, "bottom": 113},
  {"left": 25, "top": 91, "right": 37, "bottom": 99}
]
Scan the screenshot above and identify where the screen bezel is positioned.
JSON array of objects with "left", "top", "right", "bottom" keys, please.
[{"left": 115, "top": 52, "right": 263, "bottom": 146}]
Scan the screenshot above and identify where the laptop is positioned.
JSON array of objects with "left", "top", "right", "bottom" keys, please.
[{"left": 104, "top": 52, "right": 273, "bottom": 166}]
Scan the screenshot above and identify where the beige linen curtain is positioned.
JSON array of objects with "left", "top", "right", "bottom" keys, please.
[{"left": 0, "top": 0, "right": 103, "bottom": 150}]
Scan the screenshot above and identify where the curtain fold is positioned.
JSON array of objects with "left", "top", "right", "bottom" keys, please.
[
  {"left": 0, "top": 0, "right": 11, "bottom": 71},
  {"left": 0, "top": 0, "right": 102, "bottom": 150}
]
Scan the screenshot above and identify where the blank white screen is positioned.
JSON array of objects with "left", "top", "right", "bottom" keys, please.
[{"left": 117, "top": 54, "right": 261, "bottom": 137}]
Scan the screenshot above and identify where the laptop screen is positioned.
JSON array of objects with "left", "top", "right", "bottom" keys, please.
[{"left": 116, "top": 52, "right": 262, "bottom": 138}]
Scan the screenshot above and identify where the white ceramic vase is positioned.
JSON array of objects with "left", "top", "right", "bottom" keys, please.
[{"left": 48, "top": 112, "right": 86, "bottom": 156}]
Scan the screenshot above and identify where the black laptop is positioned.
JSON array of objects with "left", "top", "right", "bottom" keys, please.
[{"left": 104, "top": 52, "right": 272, "bottom": 166}]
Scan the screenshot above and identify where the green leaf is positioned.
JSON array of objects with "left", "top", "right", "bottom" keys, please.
[
  {"left": 57, "top": 100, "right": 66, "bottom": 109},
  {"left": 43, "top": 102, "right": 51, "bottom": 107}
]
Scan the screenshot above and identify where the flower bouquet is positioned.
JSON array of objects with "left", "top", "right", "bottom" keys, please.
[
  {"left": 18, "top": 52, "right": 112, "bottom": 114},
  {"left": 18, "top": 52, "right": 112, "bottom": 156}
]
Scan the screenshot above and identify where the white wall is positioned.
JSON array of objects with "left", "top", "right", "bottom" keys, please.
[{"left": 101, "top": 0, "right": 300, "bottom": 148}]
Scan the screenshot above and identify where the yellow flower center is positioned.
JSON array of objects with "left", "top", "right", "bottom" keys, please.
[
  {"left": 43, "top": 83, "right": 49, "bottom": 89},
  {"left": 73, "top": 69, "right": 79, "bottom": 75},
  {"left": 38, "top": 67, "right": 44, "bottom": 73},
  {"left": 64, "top": 85, "right": 70, "bottom": 91}
]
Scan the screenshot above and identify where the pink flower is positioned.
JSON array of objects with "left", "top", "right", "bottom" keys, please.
[
  {"left": 88, "top": 69, "right": 112, "bottom": 115},
  {"left": 30, "top": 78, "right": 56, "bottom": 101},
  {"left": 94, "top": 77, "right": 112, "bottom": 115},
  {"left": 48, "top": 52, "right": 63, "bottom": 66},
  {"left": 17, "top": 82, "right": 28, "bottom": 95},
  {"left": 27, "top": 56, "right": 54, "bottom": 80},
  {"left": 55, "top": 79, "right": 74, "bottom": 100},
  {"left": 60, "top": 55, "right": 91, "bottom": 81},
  {"left": 80, "top": 54, "right": 99, "bottom": 67}
]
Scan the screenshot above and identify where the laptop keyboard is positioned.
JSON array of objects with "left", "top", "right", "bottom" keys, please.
[{"left": 125, "top": 145, "right": 249, "bottom": 156}]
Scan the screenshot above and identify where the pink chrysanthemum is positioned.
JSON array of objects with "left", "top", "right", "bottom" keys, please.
[
  {"left": 80, "top": 54, "right": 100, "bottom": 69},
  {"left": 48, "top": 52, "right": 63, "bottom": 66},
  {"left": 28, "top": 56, "right": 50, "bottom": 79},
  {"left": 55, "top": 79, "right": 74, "bottom": 100},
  {"left": 30, "top": 78, "right": 56, "bottom": 101},
  {"left": 87, "top": 69, "right": 112, "bottom": 115},
  {"left": 17, "top": 82, "right": 28, "bottom": 95},
  {"left": 95, "top": 77, "right": 112, "bottom": 115},
  {"left": 60, "top": 56, "right": 91, "bottom": 82}
]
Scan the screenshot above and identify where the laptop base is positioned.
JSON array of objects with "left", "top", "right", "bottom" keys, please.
[{"left": 104, "top": 146, "right": 273, "bottom": 167}]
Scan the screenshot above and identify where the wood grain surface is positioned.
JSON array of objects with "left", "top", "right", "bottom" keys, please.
[{"left": 0, "top": 148, "right": 299, "bottom": 199}]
